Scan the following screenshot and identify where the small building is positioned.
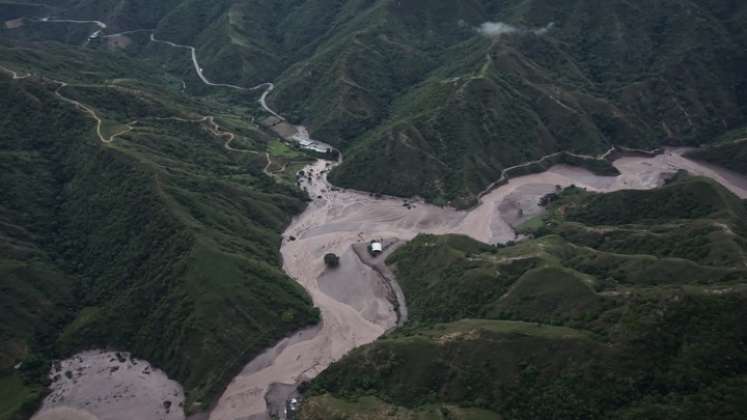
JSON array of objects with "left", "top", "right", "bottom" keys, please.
[{"left": 369, "top": 240, "right": 383, "bottom": 257}]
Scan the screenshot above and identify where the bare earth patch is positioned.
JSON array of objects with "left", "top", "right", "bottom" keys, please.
[
  {"left": 105, "top": 35, "right": 132, "bottom": 49},
  {"left": 5, "top": 18, "right": 24, "bottom": 29},
  {"left": 32, "top": 350, "right": 185, "bottom": 420}
]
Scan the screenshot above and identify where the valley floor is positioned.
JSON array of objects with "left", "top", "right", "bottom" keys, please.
[
  {"left": 208, "top": 147, "right": 747, "bottom": 419},
  {"left": 25, "top": 140, "right": 747, "bottom": 420},
  {"left": 8, "top": 11, "right": 747, "bottom": 420},
  {"left": 32, "top": 351, "right": 183, "bottom": 420}
]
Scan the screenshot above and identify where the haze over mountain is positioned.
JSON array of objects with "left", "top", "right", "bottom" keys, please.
[{"left": 1, "top": 1, "right": 747, "bottom": 420}]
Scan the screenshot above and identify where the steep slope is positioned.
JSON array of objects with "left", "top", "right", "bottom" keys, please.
[
  {"left": 2, "top": 2, "right": 747, "bottom": 418},
  {"left": 319, "top": 0, "right": 747, "bottom": 205},
  {"left": 299, "top": 176, "right": 747, "bottom": 419},
  {"left": 0, "top": 42, "right": 318, "bottom": 418},
  {"left": 16, "top": 0, "right": 185, "bottom": 31},
  {"left": 6, "top": 0, "right": 745, "bottom": 206},
  {"left": 26, "top": 0, "right": 387, "bottom": 86},
  {"left": 686, "top": 127, "right": 747, "bottom": 174}
]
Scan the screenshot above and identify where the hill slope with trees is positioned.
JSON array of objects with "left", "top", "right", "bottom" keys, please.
[
  {"left": 0, "top": 42, "right": 318, "bottom": 419},
  {"left": 299, "top": 176, "right": 747, "bottom": 419},
  {"left": 5, "top": 0, "right": 746, "bottom": 205}
]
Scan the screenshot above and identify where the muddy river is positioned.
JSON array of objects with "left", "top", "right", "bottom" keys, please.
[
  {"left": 207, "top": 148, "right": 747, "bottom": 420},
  {"left": 32, "top": 147, "right": 747, "bottom": 420},
  {"left": 24, "top": 16, "right": 747, "bottom": 420}
]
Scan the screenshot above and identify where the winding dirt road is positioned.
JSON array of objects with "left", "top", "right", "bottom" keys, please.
[
  {"left": 151, "top": 115, "right": 252, "bottom": 152},
  {"left": 477, "top": 146, "right": 616, "bottom": 200},
  {"left": 52, "top": 81, "right": 136, "bottom": 143},
  {"left": 0, "top": 64, "right": 31, "bottom": 79},
  {"left": 147, "top": 34, "right": 283, "bottom": 119},
  {"left": 39, "top": 17, "right": 106, "bottom": 28},
  {"left": 37, "top": 17, "right": 106, "bottom": 41},
  {"left": 3, "top": 62, "right": 255, "bottom": 150}
]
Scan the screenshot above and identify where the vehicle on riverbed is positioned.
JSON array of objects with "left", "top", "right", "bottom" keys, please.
[{"left": 368, "top": 240, "right": 383, "bottom": 257}]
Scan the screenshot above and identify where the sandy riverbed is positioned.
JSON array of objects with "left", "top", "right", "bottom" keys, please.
[
  {"left": 208, "top": 147, "right": 747, "bottom": 420},
  {"left": 32, "top": 350, "right": 185, "bottom": 420},
  {"left": 22, "top": 16, "right": 747, "bottom": 418},
  {"left": 30, "top": 149, "right": 746, "bottom": 420}
]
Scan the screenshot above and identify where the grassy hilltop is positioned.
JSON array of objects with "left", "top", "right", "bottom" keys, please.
[
  {"left": 299, "top": 176, "right": 747, "bottom": 419},
  {"left": 0, "top": 41, "right": 318, "bottom": 419}
]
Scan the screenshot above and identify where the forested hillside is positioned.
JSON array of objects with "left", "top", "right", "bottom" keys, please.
[
  {"left": 300, "top": 176, "right": 747, "bottom": 419},
  {"left": 319, "top": 0, "right": 747, "bottom": 205},
  {"left": 2, "top": 1, "right": 747, "bottom": 419},
  {"left": 5, "top": 0, "right": 746, "bottom": 205},
  {"left": 687, "top": 126, "right": 747, "bottom": 175},
  {"left": 0, "top": 42, "right": 318, "bottom": 419}
]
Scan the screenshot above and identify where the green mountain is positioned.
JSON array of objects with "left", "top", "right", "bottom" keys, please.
[
  {"left": 0, "top": 41, "right": 319, "bottom": 418},
  {"left": 317, "top": 0, "right": 747, "bottom": 205},
  {"left": 686, "top": 126, "right": 747, "bottom": 174},
  {"left": 2, "top": 1, "right": 747, "bottom": 419},
  {"left": 300, "top": 176, "right": 747, "bottom": 419},
  {"left": 6, "top": 0, "right": 745, "bottom": 205}
]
